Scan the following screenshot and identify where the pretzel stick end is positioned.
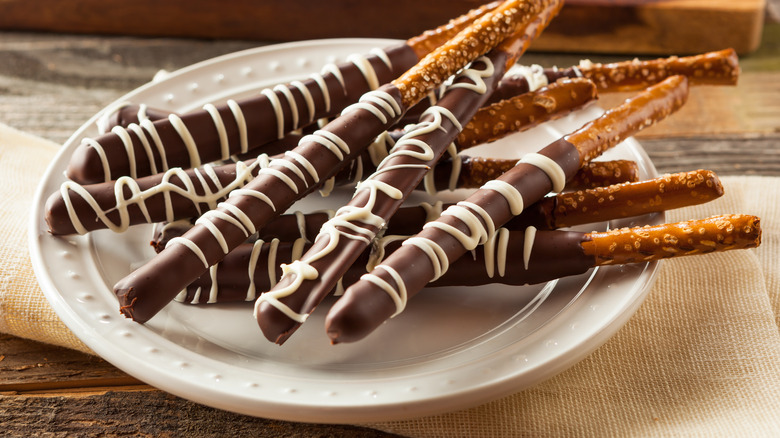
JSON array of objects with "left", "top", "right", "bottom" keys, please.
[{"left": 582, "top": 214, "right": 761, "bottom": 265}]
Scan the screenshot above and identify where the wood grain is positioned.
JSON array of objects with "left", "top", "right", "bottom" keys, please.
[{"left": 0, "top": 0, "right": 766, "bottom": 55}]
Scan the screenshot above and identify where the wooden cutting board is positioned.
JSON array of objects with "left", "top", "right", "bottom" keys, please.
[{"left": 0, "top": 0, "right": 766, "bottom": 55}]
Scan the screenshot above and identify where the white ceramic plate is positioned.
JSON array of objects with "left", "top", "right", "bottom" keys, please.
[{"left": 29, "top": 39, "right": 662, "bottom": 423}]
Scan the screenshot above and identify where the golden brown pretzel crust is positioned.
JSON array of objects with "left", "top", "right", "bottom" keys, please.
[
  {"left": 582, "top": 214, "right": 761, "bottom": 265},
  {"left": 456, "top": 77, "right": 598, "bottom": 149},
  {"left": 581, "top": 49, "right": 740, "bottom": 92},
  {"left": 456, "top": 158, "right": 636, "bottom": 191},
  {"left": 566, "top": 75, "right": 689, "bottom": 165},
  {"left": 554, "top": 169, "right": 724, "bottom": 228},
  {"left": 406, "top": 2, "right": 503, "bottom": 59},
  {"left": 567, "top": 160, "right": 639, "bottom": 190},
  {"left": 393, "top": 0, "right": 558, "bottom": 107}
]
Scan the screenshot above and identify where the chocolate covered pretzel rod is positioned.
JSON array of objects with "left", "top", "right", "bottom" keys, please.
[
  {"left": 46, "top": 147, "right": 635, "bottom": 236},
  {"left": 487, "top": 48, "right": 739, "bottom": 104},
  {"left": 114, "top": 0, "right": 556, "bottom": 324},
  {"left": 325, "top": 214, "right": 760, "bottom": 342},
  {"left": 425, "top": 157, "right": 639, "bottom": 194},
  {"left": 175, "top": 213, "right": 759, "bottom": 306},
  {"left": 65, "top": 2, "right": 506, "bottom": 185},
  {"left": 323, "top": 75, "right": 688, "bottom": 343},
  {"left": 152, "top": 167, "right": 714, "bottom": 252},
  {"left": 254, "top": 2, "right": 563, "bottom": 344}
]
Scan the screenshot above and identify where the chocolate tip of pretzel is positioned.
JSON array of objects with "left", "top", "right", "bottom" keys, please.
[
  {"left": 255, "top": 300, "right": 299, "bottom": 345},
  {"left": 66, "top": 142, "right": 107, "bottom": 184}
]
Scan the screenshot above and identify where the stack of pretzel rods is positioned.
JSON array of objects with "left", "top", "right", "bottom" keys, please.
[
  {"left": 150, "top": 169, "right": 722, "bottom": 254},
  {"left": 149, "top": 170, "right": 727, "bottom": 304},
  {"left": 172, "top": 214, "right": 760, "bottom": 306},
  {"left": 65, "top": 1, "right": 504, "bottom": 185},
  {"left": 317, "top": 75, "right": 690, "bottom": 343},
  {"left": 254, "top": 70, "right": 688, "bottom": 344},
  {"left": 43, "top": 77, "right": 598, "bottom": 236},
  {"left": 96, "top": 49, "right": 739, "bottom": 149},
  {"left": 112, "top": 0, "right": 564, "bottom": 324},
  {"left": 251, "top": 2, "right": 566, "bottom": 343},
  {"left": 41, "top": 0, "right": 761, "bottom": 347},
  {"left": 44, "top": 151, "right": 633, "bottom": 236}
]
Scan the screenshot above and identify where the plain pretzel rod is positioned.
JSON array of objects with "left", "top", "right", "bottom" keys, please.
[
  {"left": 172, "top": 214, "right": 758, "bottom": 306},
  {"left": 44, "top": 77, "right": 595, "bottom": 236},
  {"left": 322, "top": 74, "right": 689, "bottom": 343},
  {"left": 114, "top": 0, "right": 559, "bottom": 324},
  {"left": 64, "top": 1, "right": 503, "bottom": 185},
  {"left": 253, "top": 2, "right": 563, "bottom": 344}
]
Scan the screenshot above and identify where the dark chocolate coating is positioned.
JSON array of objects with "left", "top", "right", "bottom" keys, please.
[
  {"left": 115, "top": 84, "right": 406, "bottom": 323},
  {"left": 324, "top": 137, "right": 582, "bottom": 343},
  {"left": 486, "top": 68, "right": 574, "bottom": 104},
  {"left": 67, "top": 43, "right": 419, "bottom": 184},
  {"left": 324, "top": 230, "right": 591, "bottom": 343},
  {"left": 255, "top": 50, "right": 511, "bottom": 345},
  {"left": 178, "top": 230, "right": 591, "bottom": 305},
  {"left": 100, "top": 104, "right": 173, "bottom": 130}
]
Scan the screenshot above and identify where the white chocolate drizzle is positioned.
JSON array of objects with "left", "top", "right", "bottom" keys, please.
[
  {"left": 368, "top": 147, "right": 568, "bottom": 316},
  {"left": 523, "top": 226, "right": 537, "bottom": 270},
  {"left": 252, "top": 56, "right": 497, "bottom": 322},
  {"left": 174, "top": 88, "right": 401, "bottom": 307},
  {"left": 518, "top": 152, "right": 567, "bottom": 193},
  {"left": 82, "top": 50, "right": 395, "bottom": 182},
  {"left": 57, "top": 156, "right": 264, "bottom": 235},
  {"left": 508, "top": 64, "right": 549, "bottom": 91}
]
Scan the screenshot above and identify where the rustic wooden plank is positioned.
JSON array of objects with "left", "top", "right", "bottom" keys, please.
[
  {"left": 0, "top": 390, "right": 401, "bottom": 437},
  {"left": 0, "top": 0, "right": 765, "bottom": 55},
  {"left": 642, "top": 134, "right": 780, "bottom": 177},
  {"left": 0, "top": 334, "right": 141, "bottom": 391}
]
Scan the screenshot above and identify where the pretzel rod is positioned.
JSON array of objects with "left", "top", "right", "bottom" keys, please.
[
  {"left": 426, "top": 156, "right": 638, "bottom": 194},
  {"left": 113, "top": 0, "right": 554, "bottom": 324},
  {"left": 455, "top": 77, "right": 598, "bottom": 150},
  {"left": 325, "top": 214, "right": 759, "bottom": 342},
  {"left": 47, "top": 79, "right": 596, "bottom": 236},
  {"left": 320, "top": 75, "right": 688, "bottom": 343},
  {"left": 253, "top": 2, "right": 562, "bottom": 344},
  {"left": 65, "top": 2, "right": 509, "bottom": 185},
  {"left": 487, "top": 48, "right": 739, "bottom": 104},
  {"left": 392, "top": 0, "right": 556, "bottom": 108},
  {"left": 405, "top": 1, "right": 503, "bottom": 59},
  {"left": 567, "top": 159, "right": 639, "bottom": 190},
  {"left": 46, "top": 145, "right": 635, "bottom": 236},
  {"left": 551, "top": 169, "right": 724, "bottom": 228},
  {"left": 172, "top": 214, "right": 759, "bottom": 311},
  {"left": 151, "top": 168, "right": 722, "bottom": 261}
]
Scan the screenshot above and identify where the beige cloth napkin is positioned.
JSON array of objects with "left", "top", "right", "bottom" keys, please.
[{"left": 2, "top": 122, "right": 779, "bottom": 435}]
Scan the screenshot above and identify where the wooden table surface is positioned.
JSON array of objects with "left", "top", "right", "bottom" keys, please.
[{"left": 2, "top": 5, "right": 780, "bottom": 437}]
